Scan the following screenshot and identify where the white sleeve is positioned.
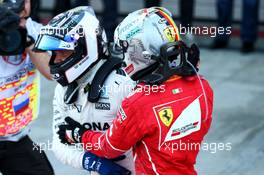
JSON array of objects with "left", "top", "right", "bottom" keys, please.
[
  {"left": 26, "top": 17, "right": 42, "bottom": 40},
  {"left": 52, "top": 85, "right": 84, "bottom": 169}
]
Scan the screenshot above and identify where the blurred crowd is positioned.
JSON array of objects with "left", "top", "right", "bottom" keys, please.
[{"left": 31, "top": 0, "right": 261, "bottom": 53}]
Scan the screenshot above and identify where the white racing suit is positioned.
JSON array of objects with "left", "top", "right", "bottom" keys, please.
[{"left": 52, "top": 61, "right": 136, "bottom": 175}]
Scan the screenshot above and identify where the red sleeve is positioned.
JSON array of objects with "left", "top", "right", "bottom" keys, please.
[
  {"left": 81, "top": 98, "right": 147, "bottom": 158},
  {"left": 204, "top": 79, "right": 214, "bottom": 134}
]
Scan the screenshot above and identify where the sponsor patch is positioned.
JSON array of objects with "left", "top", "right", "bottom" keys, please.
[
  {"left": 118, "top": 107, "right": 127, "bottom": 124},
  {"left": 164, "top": 97, "right": 201, "bottom": 142},
  {"left": 171, "top": 121, "right": 199, "bottom": 137},
  {"left": 158, "top": 18, "right": 167, "bottom": 24},
  {"left": 83, "top": 122, "right": 110, "bottom": 131},
  {"left": 126, "top": 27, "right": 141, "bottom": 39},
  {"left": 99, "top": 86, "right": 109, "bottom": 99},
  {"left": 172, "top": 88, "right": 183, "bottom": 95},
  {"left": 125, "top": 64, "right": 135, "bottom": 74},
  {"left": 158, "top": 106, "right": 173, "bottom": 127},
  {"left": 95, "top": 102, "right": 110, "bottom": 110},
  {"left": 64, "top": 104, "right": 82, "bottom": 113}
]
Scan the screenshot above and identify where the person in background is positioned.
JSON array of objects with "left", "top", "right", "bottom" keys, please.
[
  {"left": 144, "top": 0, "right": 161, "bottom": 8},
  {"left": 53, "top": 0, "right": 72, "bottom": 16},
  {"left": 179, "top": 0, "right": 194, "bottom": 28},
  {"left": 52, "top": 0, "right": 117, "bottom": 42},
  {"left": 211, "top": 0, "right": 260, "bottom": 53},
  {"left": 0, "top": 0, "right": 53, "bottom": 175},
  {"left": 30, "top": 0, "right": 40, "bottom": 22},
  {"left": 73, "top": 0, "right": 89, "bottom": 8},
  {"left": 102, "top": 0, "right": 118, "bottom": 42},
  {"left": 53, "top": 0, "right": 89, "bottom": 16}
]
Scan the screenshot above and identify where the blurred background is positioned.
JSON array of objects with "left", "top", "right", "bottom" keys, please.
[{"left": 23, "top": 0, "right": 264, "bottom": 175}]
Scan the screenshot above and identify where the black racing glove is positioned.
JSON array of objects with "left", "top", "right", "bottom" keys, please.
[
  {"left": 0, "top": 6, "right": 20, "bottom": 32},
  {"left": 57, "top": 117, "right": 87, "bottom": 144}
]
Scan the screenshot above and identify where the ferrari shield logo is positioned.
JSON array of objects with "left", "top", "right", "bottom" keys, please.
[
  {"left": 164, "top": 27, "right": 176, "bottom": 42},
  {"left": 158, "top": 107, "right": 173, "bottom": 127}
]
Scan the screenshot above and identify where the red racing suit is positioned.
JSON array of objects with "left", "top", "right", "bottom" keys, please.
[{"left": 82, "top": 75, "right": 214, "bottom": 175}]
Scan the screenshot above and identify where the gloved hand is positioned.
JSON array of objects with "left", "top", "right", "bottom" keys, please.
[
  {"left": 57, "top": 117, "right": 87, "bottom": 144},
  {"left": 0, "top": 6, "right": 20, "bottom": 32},
  {"left": 83, "top": 152, "right": 131, "bottom": 175}
]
